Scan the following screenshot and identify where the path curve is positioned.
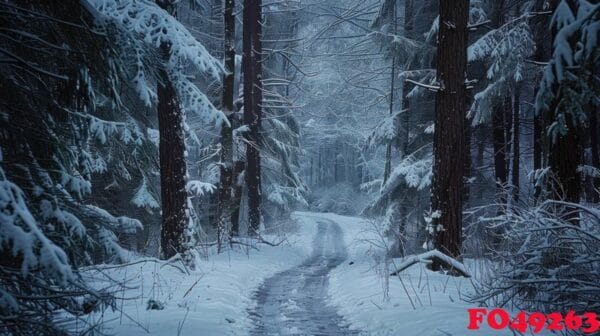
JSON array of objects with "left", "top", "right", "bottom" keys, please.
[{"left": 249, "top": 217, "right": 360, "bottom": 336}]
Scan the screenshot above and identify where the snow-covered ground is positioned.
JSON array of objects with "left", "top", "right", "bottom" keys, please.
[
  {"left": 85, "top": 212, "right": 551, "bottom": 335},
  {"left": 84, "top": 218, "right": 317, "bottom": 335},
  {"left": 319, "top": 212, "right": 552, "bottom": 336}
]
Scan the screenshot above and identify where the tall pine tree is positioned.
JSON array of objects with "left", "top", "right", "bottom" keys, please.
[
  {"left": 430, "top": 0, "right": 469, "bottom": 261},
  {"left": 242, "top": 0, "right": 263, "bottom": 235},
  {"left": 218, "top": 0, "right": 236, "bottom": 241},
  {"left": 156, "top": 0, "right": 188, "bottom": 258}
]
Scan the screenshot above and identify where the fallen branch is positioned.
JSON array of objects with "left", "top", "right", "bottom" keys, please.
[
  {"left": 257, "top": 235, "right": 287, "bottom": 247},
  {"left": 370, "top": 300, "right": 383, "bottom": 310},
  {"left": 82, "top": 257, "right": 187, "bottom": 275},
  {"left": 229, "top": 239, "right": 259, "bottom": 251},
  {"left": 182, "top": 274, "right": 205, "bottom": 298},
  {"left": 390, "top": 250, "right": 471, "bottom": 278}
]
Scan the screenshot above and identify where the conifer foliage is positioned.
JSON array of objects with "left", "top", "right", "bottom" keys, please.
[{"left": 0, "top": 0, "right": 222, "bottom": 332}]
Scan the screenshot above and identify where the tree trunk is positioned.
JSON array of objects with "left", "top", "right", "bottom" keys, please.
[
  {"left": 334, "top": 148, "right": 339, "bottom": 183},
  {"left": 400, "top": 0, "right": 412, "bottom": 158},
  {"left": 397, "top": 0, "right": 412, "bottom": 257},
  {"left": 241, "top": 0, "right": 254, "bottom": 234},
  {"left": 243, "top": 0, "right": 263, "bottom": 235},
  {"left": 532, "top": 0, "right": 558, "bottom": 199},
  {"left": 504, "top": 96, "right": 512, "bottom": 176},
  {"left": 318, "top": 147, "right": 322, "bottom": 185},
  {"left": 545, "top": 0, "right": 580, "bottom": 218},
  {"left": 464, "top": 113, "right": 472, "bottom": 204},
  {"left": 533, "top": 110, "right": 543, "bottom": 199},
  {"left": 430, "top": 0, "right": 469, "bottom": 260},
  {"left": 230, "top": 160, "right": 245, "bottom": 236},
  {"left": 475, "top": 126, "right": 486, "bottom": 202},
  {"left": 548, "top": 104, "right": 581, "bottom": 203},
  {"left": 511, "top": 91, "right": 520, "bottom": 203},
  {"left": 488, "top": 2, "right": 509, "bottom": 206},
  {"left": 463, "top": 66, "right": 473, "bottom": 205},
  {"left": 156, "top": 1, "right": 188, "bottom": 259},
  {"left": 548, "top": 110, "right": 581, "bottom": 222},
  {"left": 590, "top": 106, "right": 599, "bottom": 202},
  {"left": 492, "top": 102, "right": 508, "bottom": 203},
  {"left": 383, "top": 142, "right": 392, "bottom": 184},
  {"left": 383, "top": 0, "right": 398, "bottom": 185},
  {"left": 218, "top": 0, "right": 236, "bottom": 243}
]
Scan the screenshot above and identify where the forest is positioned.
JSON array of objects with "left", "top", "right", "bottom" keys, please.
[{"left": 0, "top": 0, "right": 599, "bottom": 335}]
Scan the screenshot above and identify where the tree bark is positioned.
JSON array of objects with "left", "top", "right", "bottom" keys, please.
[
  {"left": 512, "top": 91, "right": 520, "bottom": 203},
  {"left": 492, "top": 102, "right": 508, "bottom": 202},
  {"left": 318, "top": 147, "right": 322, "bottom": 185},
  {"left": 396, "top": 0, "right": 413, "bottom": 258},
  {"left": 548, "top": 109, "right": 581, "bottom": 210},
  {"left": 383, "top": 141, "right": 392, "bottom": 184},
  {"left": 310, "top": 156, "right": 314, "bottom": 186},
  {"left": 383, "top": 0, "right": 398, "bottom": 185},
  {"left": 546, "top": 0, "right": 581, "bottom": 214},
  {"left": 590, "top": 106, "right": 599, "bottom": 202},
  {"left": 463, "top": 112, "right": 472, "bottom": 204},
  {"left": 156, "top": 1, "right": 188, "bottom": 259},
  {"left": 334, "top": 149, "right": 338, "bottom": 183},
  {"left": 400, "top": 0, "right": 413, "bottom": 158},
  {"left": 488, "top": 1, "right": 510, "bottom": 205},
  {"left": 243, "top": 0, "right": 263, "bottom": 235},
  {"left": 504, "top": 96, "right": 512, "bottom": 176},
  {"left": 533, "top": 109, "right": 543, "bottom": 199},
  {"left": 532, "top": 0, "right": 558, "bottom": 199},
  {"left": 430, "top": 0, "right": 469, "bottom": 260},
  {"left": 218, "top": 0, "right": 236, "bottom": 243}
]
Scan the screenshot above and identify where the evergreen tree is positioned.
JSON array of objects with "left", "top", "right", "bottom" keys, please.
[
  {"left": 536, "top": 0, "right": 599, "bottom": 214},
  {"left": 217, "top": 0, "right": 236, "bottom": 241},
  {"left": 155, "top": 0, "right": 188, "bottom": 259},
  {"left": 430, "top": 0, "right": 470, "bottom": 260},
  {"left": 242, "top": 0, "right": 263, "bottom": 235}
]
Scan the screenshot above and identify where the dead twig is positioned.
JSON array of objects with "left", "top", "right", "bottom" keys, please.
[{"left": 182, "top": 274, "right": 205, "bottom": 298}]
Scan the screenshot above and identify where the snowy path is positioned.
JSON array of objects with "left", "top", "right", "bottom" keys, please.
[
  {"left": 249, "top": 217, "right": 360, "bottom": 336},
  {"left": 88, "top": 211, "right": 546, "bottom": 335}
]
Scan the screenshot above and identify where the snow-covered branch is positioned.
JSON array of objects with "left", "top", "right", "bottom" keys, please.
[{"left": 404, "top": 78, "right": 441, "bottom": 92}]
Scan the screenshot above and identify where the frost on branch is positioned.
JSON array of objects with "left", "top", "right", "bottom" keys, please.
[
  {"left": 469, "top": 201, "right": 600, "bottom": 312},
  {"left": 535, "top": 0, "right": 599, "bottom": 141},
  {"left": 84, "top": 205, "right": 143, "bottom": 262},
  {"left": 132, "top": 177, "right": 160, "bottom": 209},
  {"left": 0, "top": 166, "right": 72, "bottom": 283},
  {"left": 90, "top": 0, "right": 228, "bottom": 127},
  {"left": 186, "top": 180, "right": 216, "bottom": 196},
  {"left": 366, "top": 110, "right": 402, "bottom": 148},
  {"left": 390, "top": 249, "right": 471, "bottom": 278},
  {"left": 363, "top": 153, "right": 432, "bottom": 215},
  {"left": 468, "top": 19, "right": 534, "bottom": 125},
  {"left": 381, "top": 155, "right": 432, "bottom": 195}
]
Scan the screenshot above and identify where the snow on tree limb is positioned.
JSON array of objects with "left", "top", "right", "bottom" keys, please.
[
  {"left": 390, "top": 250, "right": 471, "bottom": 278},
  {"left": 186, "top": 180, "right": 216, "bottom": 196},
  {"left": 468, "top": 18, "right": 534, "bottom": 124},
  {"left": 0, "top": 166, "right": 73, "bottom": 283},
  {"left": 131, "top": 177, "right": 160, "bottom": 209},
  {"left": 404, "top": 78, "right": 441, "bottom": 92},
  {"left": 535, "top": 1, "right": 599, "bottom": 140},
  {"left": 88, "top": 0, "right": 228, "bottom": 127}
]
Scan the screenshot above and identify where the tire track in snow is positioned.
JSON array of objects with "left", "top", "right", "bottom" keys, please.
[{"left": 249, "top": 217, "right": 360, "bottom": 336}]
